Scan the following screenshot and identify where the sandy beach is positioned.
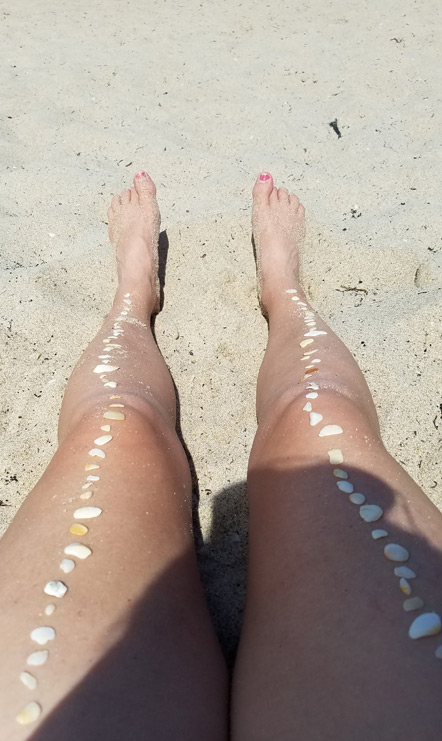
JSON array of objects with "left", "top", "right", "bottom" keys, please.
[{"left": 1, "top": 0, "right": 441, "bottom": 660}]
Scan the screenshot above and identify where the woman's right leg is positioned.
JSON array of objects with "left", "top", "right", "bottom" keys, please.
[{"left": 232, "top": 174, "right": 442, "bottom": 740}]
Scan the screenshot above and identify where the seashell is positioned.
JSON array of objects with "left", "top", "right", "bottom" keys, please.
[
  {"left": 311, "top": 359, "right": 321, "bottom": 363},
  {"left": 123, "top": 298, "right": 132, "bottom": 304},
  {"left": 124, "top": 292, "right": 131, "bottom": 297},
  {"left": 404, "top": 597, "right": 424, "bottom": 612},
  {"left": 121, "top": 311, "right": 128, "bottom": 316},
  {"left": 82, "top": 483, "right": 93, "bottom": 490},
  {"left": 93, "top": 365, "right": 119, "bottom": 374},
  {"left": 394, "top": 566, "right": 416, "bottom": 579},
  {"left": 304, "top": 331, "right": 328, "bottom": 337},
  {"left": 73, "top": 506, "right": 102, "bottom": 519},
  {"left": 19, "top": 671, "right": 37, "bottom": 690},
  {"left": 307, "top": 383, "right": 319, "bottom": 390},
  {"left": 64, "top": 543, "right": 92, "bottom": 560},
  {"left": 70, "top": 523, "right": 88, "bottom": 536},
  {"left": 337, "top": 481, "right": 354, "bottom": 493},
  {"left": 319, "top": 425, "right": 343, "bottom": 437},
  {"left": 27, "top": 650, "right": 49, "bottom": 666},
  {"left": 60, "top": 559, "right": 75, "bottom": 573},
  {"left": 309, "top": 412, "right": 323, "bottom": 426},
  {"left": 102, "top": 339, "right": 110, "bottom": 343},
  {"left": 304, "top": 367, "right": 319, "bottom": 376},
  {"left": 85, "top": 463, "right": 100, "bottom": 471},
  {"left": 110, "top": 395, "right": 121, "bottom": 399},
  {"left": 333, "top": 469, "right": 348, "bottom": 479},
  {"left": 98, "top": 355, "right": 112, "bottom": 359},
  {"left": 94, "top": 434, "right": 112, "bottom": 446},
  {"left": 103, "top": 410, "right": 125, "bottom": 420},
  {"left": 44, "top": 580, "right": 67, "bottom": 598},
  {"left": 286, "top": 289, "right": 297, "bottom": 293},
  {"left": 104, "top": 382, "right": 117, "bottom": 388},
  {"left": 435, "top": 646, "right": 442, "bottom": 659},
  {"left": 409, "top": 612, "right": 442, "bottom": 639},
  {"left": 31, "top": 626, "right": 55, "bottom": 645},
  {"left": 306, "top": 392, "right": 318, "bottom": 399},
  {"left": 106, "top": 344, "right": 121, "bottom": 349},
  {"left": 80, "top": 490, "right": 93, "bottom": 500},
  {"left": 88, "top": 448, "right": 105, "bottom": 458},
  {"left": 349, "top": 492, "right": 366, "bottom": 505},
  {"left": 45, "top": 604, "right": 56, "bottom": 616},
  {"left": 109, "top": 403, "right": 124, "bottom": 408},
  {"left": 16, "top": 701, "right": 41, "bottom": 725},
  {"left": 328, "top": 449, "right": 344, "bottom": 464},
  {"left": 101, "top": 425, "right": 111, "bottom": 432},
  {"left": 87, "top": 475, "right": 99, "bottom": 481},
  {"left": 371, "top": 529, "right": 388, "bottom": 540},
  {"left": 400, "top": 578, "right": 412, "bottom": 595},
  {"left": 359, "top": 504, "right": 383, "bottom": 522},
  {"left": 303, "top": 402, "right": 312, "bottom": 412},
  {"left": 384, "top": 543, "right": 409, "bottom": 562},
  {"left": 300, "top": 339, "right": 314, "bottom": 348}
]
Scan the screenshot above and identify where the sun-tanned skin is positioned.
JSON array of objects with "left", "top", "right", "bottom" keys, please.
[{"left": 0, "top": 170, "right": 442, "bottom": 740}]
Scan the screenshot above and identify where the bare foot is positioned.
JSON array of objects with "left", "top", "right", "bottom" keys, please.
[
  {"left": 252, "top": 172, "right": 305, "bottom": 317},
  {"left": 107, "top": 171, "right": 161, "bottom": 314}
]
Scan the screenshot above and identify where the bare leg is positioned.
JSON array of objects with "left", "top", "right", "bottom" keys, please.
[
  {"left": 0, "top": 172, "right": 227, "bottom": 740},
  {"left": 232, "top": 173, "right": 442, "bottom": 740}
]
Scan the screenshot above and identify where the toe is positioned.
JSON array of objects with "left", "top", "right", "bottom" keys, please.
[
  {"left": 111, "top": 195, "right": 121, "bottom": 210},
  {"left": 121, "top": 189, "right": 131, "bottom": 204},
  {"left": 278, "top": 187, "right": 289, "bottom": 202},
  {"left": 133, "top": 171, "right": 157, "bottom": 199},
  {"left": 252, "top": 172, "right": 274, "bottom": 202},
  {"left": 289, "top": 192, "right": 300, "bottom": 208}
]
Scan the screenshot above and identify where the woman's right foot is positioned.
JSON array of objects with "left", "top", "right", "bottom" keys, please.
[{"left": 251, "top": 172, "right": 306, "bottom": 316}]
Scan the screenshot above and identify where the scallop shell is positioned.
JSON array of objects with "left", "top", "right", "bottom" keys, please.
[
  {"left": 89, "top": 448, "right": 105, "bottom": 458},
  {"left": 31, "top": 626, "right": 55, "bottom": 645},
  {"left": 359, "top": 504, "right": 383, "bottom": 523}
]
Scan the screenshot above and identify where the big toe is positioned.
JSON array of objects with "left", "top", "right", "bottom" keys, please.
[
  {"left": 133, "top": 171, "right": 157, "bottom": 199},
  {"left": 252, "top": 172, "right": 274, "bottom": 202}
]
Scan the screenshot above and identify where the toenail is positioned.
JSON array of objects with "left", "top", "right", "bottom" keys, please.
[
  {"left": 135, "top": 171, "right": 147, "bottom": 178},
  {"left": 259, "top": 172, "right": 271, "bottom": 181}
]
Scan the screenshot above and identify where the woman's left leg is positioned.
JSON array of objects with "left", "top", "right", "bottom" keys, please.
[{"left": 0, "top": 172, "right": 228, "bottom": 741}]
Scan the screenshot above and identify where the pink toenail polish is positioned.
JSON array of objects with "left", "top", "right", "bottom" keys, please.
[
  {"left": 260, "top": 172, "right": 271, "bottom": 181},
  {"left": 135, "top": 171, "right": 147, "bottom": 178}
]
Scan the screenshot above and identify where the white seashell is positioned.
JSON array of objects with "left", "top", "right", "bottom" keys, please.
[
  {"left": 123, "top": 298, "right": 132, "bottom": 304},
  {"left": 109, "top": 403, "right": 124, "bottom": 408},
  {"left": 435, "top": 645, "right": 442, "bottom": 659},
  {"left": 384, "top": 543, "right": 409, "bottom": 562},
  {"left": 311, "top": 359, "right": 321, "bottom": 363},
  {"left": 16, "top": 701, "right": 41, "bottom": 725},
  {"left": 89, "top": 448, "right": 105, "bottom": 458},
  {"left": 98, "top": 355, "right": 112, "bottom": 359},
  {"left": 101, "top": 425, "right": 111, "bottom": 432},
  {"left": 328, "top": 449, "right": 344, "bottom": 464},
  {"left": 307, "top": 383, "right": 319, "bottom": 390},
  {"left": 409, "top": 612, "right": 442, "bottom": 639},
  {"left": 31, "top": 626, "right": 55, "bottom": 645},
  {"left": 310, "top": 412, "right": 323, "bottom": 426},
  {"left": 333, "top": 469, "right": 348, "bottom": 479},
  {"left": 304, "top": 331, "right": 327, "bottom": 337},
  {"left": 337, "top": 481, "right": 354, "bottom": 493},
  {"left": 359, "top": 504, "right": 383, "bottom": 522},
  {"left": 300, "top": 339, "right": 314, "bottom": 348},
  {"left": 306, "top": 392, "right": 318, "bottom": 399},
  {"left": 45, "top": 604, "right": 56, "bottom": 616},
  {"left": 27, "top": 650, "right": 49, "bottom": 666},
  {"left": 303, "top": 402, "right": 312, "bottom": 412},
  {"left": 106, "top": 344, "right": 122, "bottom": 348},
  {"left": 80, "top": 490, "right": 93, "bottom": 500},
  {"left": 73, "top": 506, "right": 102, "bottom": 519},
  {"left": 93, "top": 365, "right": 119, "bottom": 374},
  {"left": 349, "top": 492, "right": 366, "bottom": 505},
  {"left": 103, "top": 410, "right": 125, "bottom": 421},
  {"left": 104, "top": 382, "right": 117, "bottom": 388},
  {"left": 319, "top": 425, "right": 343, "bottom": 437},
  {"left": 121, "top": 311, "right": 128, "bottom": 316},
  {"left": 394, "top": 566, "right": 416, "bottom": 579},
  {"left": 44, "top": 580, "right": 67, "bottom": 598},
  {"left": 60, "top": 559, "right": 75, "bottom": 573},
  {"left": 404, "top": 597, "right": 424, "bottom": 612},
  {"left": 82, "top": 483, "right": 93, "bottom": 489},
  {"left": 371, "top": 529, "right": 388, "bottom": 540},
  {"left": 85, "top": 463, "right": 100, "bottom": 471},
  {"left": 64, "top": 543, "right": 92, "bottom": 560},
  {"left": 400, "top": 578, "right": 412, "bottom": 595},
  {"left": 103, "top": 339, "right": 110, "bottom": 343},
  {"left": 94, "top": 434, "right": 112, "bottom": 446},
  {"left": 20, "top": 671, "right": 37, "bottom": 690},
  {"left": 124, "top": 292, "right": 131, "bottom": 297},
  {"left": 87, "top": 475, "right": 99, "bottom": 481}
]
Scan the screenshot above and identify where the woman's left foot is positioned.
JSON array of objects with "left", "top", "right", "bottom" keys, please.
[{"left": 107, "top": 171, "right": 161, "bottom": 313}]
